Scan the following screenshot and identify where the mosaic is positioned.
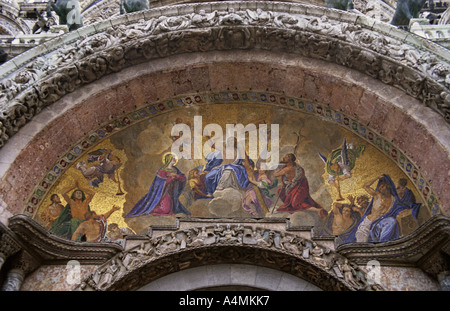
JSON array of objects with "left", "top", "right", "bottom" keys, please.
[{"left": 27, "top": 91, "right": 441, "bottom": 246}]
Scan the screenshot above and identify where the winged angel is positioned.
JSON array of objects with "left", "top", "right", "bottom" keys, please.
[
  {"left": 76, "top": 148, "right": 124, "bottom": 195},
  {"left": 318, "top": 139, "right": 365, "bottom": 201}
]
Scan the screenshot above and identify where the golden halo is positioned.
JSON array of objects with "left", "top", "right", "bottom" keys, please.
[{"left": 162, "top": 152, "right": 178, "bottom": 165}]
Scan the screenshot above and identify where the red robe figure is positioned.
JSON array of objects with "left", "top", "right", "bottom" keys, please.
[{"left": 274, "top": 153, "right": 328, "bottom": 218}]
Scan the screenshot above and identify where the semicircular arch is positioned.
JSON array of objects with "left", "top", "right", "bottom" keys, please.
[{"left": 78, "top": 225, "right": 381, "bottom": 291}]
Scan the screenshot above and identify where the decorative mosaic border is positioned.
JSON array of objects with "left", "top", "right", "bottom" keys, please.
[{"left": 24, "top": 91, "right": 442, "bottom": 219}]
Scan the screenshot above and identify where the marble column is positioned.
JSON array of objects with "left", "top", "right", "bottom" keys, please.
[
  {"left": 1, "top": 268, "right": 24, "bottom": 291},
  {"left": 0, "top": 251, "right": 39, "bottom": 291}
]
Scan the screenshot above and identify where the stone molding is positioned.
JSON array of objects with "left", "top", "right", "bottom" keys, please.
[
  {"left": 0, "top": 1, "right": 450, "bottom": 149},
  {"left": 3, "top": 214, "right": 449, "bottom": 290},
  {"left": 77, "top": 220, "right": 384, "bottom": 291},
  {"left": 6, "top": 214, "right": 123, "bottom": 265}
]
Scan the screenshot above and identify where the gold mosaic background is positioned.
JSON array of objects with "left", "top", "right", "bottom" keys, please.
[{"left": 35, "top": 103, "right": 429, "bottom": 239}]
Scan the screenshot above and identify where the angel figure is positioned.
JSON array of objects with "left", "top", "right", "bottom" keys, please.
[
  {"left": 76, "top": 148, "right": 123, "bottom": 195},
  {"left": 319, "top": 138, "right": 365, "bottom": 201}
]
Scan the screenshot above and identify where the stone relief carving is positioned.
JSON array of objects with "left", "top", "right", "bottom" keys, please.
[
  {"left": 78, "top": 224, "right": 382, "bottom": 291},
  {"left": 0, "top": 3, "right": 450, "bottom": 148}
]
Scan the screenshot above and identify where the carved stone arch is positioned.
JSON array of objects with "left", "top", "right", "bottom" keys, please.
[
  {"left": 81, "top": 0, "right": 121, "bottom": 26},
  {"left": 78, "top": 225, "right": 382, "bottom": 291},
  {"left": 0, "top": 1, "right": 449, "bottom": 219},
  {"left": 1, "top": 0, "right": 450, "bottom": 147}
]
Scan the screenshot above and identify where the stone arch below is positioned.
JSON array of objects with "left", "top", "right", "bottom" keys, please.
[
  {"left": 137, "top": 263, "right": 322, "bottom": 291},
  {"left": 77, "top": 223, "right": 380, "bottom": 291}
]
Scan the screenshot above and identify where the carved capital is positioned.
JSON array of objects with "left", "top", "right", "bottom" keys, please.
[{"left": 0, "top": 223, "right": 22, "bottom": 260}]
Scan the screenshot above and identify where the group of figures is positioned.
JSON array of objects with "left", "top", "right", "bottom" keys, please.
[
  {"left": 125, "top": 150, "right": 329, "bottom": 220},
  {"left": 316, "top": 174, "right": 421, "bottom": 246},
  {"left": 122, "top": 135, "right": 421, "bottom": 246},
  {"left": 40, "top": 135, "right": 422, "bottom": 247},
  {"left": 40, "top": 180, "right": 133, "bottom": 244},
  {"left": 80, "top": 224, "right": 381, "bottom": 291}
]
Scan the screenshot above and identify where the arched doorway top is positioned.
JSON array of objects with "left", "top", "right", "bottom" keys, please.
[{"left": 77, "top": 223, "right": 383, "bottom": 291}]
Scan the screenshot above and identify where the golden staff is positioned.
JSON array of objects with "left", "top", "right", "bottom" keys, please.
[
  {"left": 115, "top": 166, "right": 124, "bottom": 196},
  {"left": 243, "top": 154, "right": 269, "bottom": 215}
]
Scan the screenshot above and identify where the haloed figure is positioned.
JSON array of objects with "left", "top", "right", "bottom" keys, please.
[{"left": 125, "top": 153, "right": 191, "bottom": 217}]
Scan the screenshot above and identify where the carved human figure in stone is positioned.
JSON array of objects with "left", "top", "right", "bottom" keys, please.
[
  {"left": 277, "top": 233, "right": 298, "bottom": 254},
  {"left": 97, "top": 259, "right": 120, "bottom": 290},
  {"left": 219, "top": 8, "right": 244, "bottom": 26},
  {"left": 179, "top": 231, "right": 192, "bottom": 249},
  {"left": 274, "top": 13, "right": 300, "bottom": 29},
  {"left": 0, "top": 80, "right": 18, "bottom": 104},
  {"left": 92, "top": 266, "right": 103, "bottom": 285},
  {"left": 46, "top": 0, "right": 83, "bottom": 31},
  {"left": 218, "top": 224, "right": 241, "bottom": 244},
  {"left": 311, "top": 242, "right": 332, "bottom": 269},
  {"left": 123, "top": 243, "right": 153, "bottom": 269},
  {"left": 213, "top": 224, "right": 224, "bottom": 236},
  {"left": 338, "top": 259, "right": 361, "bottom": 288},
  {"left": 120, "top": 0, "right": 149, "bottom": 14},
  {"left": 189, "top": 227, "right": 209, "bottom": 247},
  {"left": 242, "top": 227, "right": 258, "bottom": 245},
  {"left": 154, "top": 15, "right": 191, "bottom": 34},
  {"left": 14, "top": 69, "right": 39, "bottom": 86},
  {"left": 246, "top": 8, "right": 272, "bottom": 25},
  {"left": 159, "top": 233, "right": 181, "bottom": 253},
  {"left": 191, "top": 10, "right": 218, "bottom": 27},
  {"left": 306, "top": 15, "right": 346, "bottom": 39},
  {"left": 0, "top": 66, "right": 39, "bottom": 105},
  {"left": 255, "top": 230, "right": 274, "bottom": 247}
]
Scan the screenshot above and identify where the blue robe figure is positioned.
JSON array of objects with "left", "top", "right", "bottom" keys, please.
[
  {"left": 204, "top": 150, "right": 253, "bottom": 196},
  {"left": 125, "top": 153, "right": 191, "bottom": 217},
  {"left": 343, "top": 174, "right": 421, "bottom": 244}
]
